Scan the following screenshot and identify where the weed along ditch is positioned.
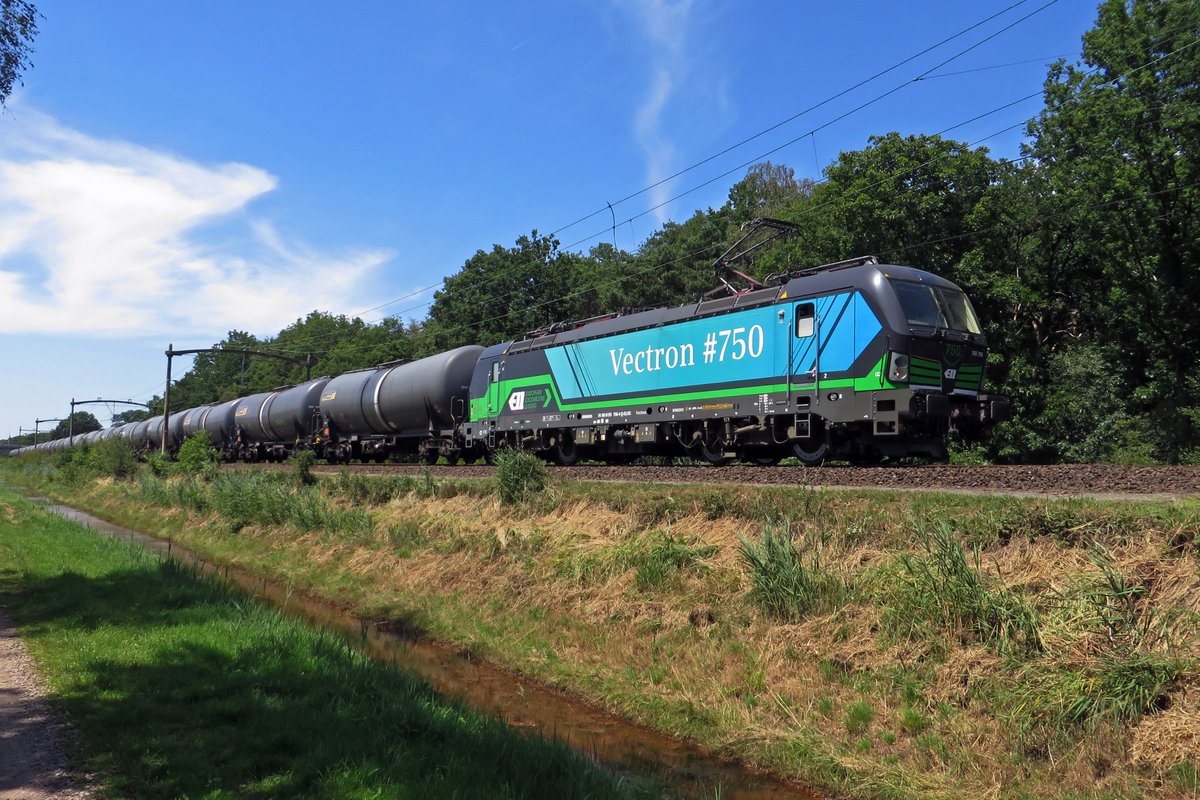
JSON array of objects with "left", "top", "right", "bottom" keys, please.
[
  {"left": 34, "top": 498, "right": 816, "bottom": 800},
  {"left": 4, "top": 445, "right": 1200, "bottom": 799}
]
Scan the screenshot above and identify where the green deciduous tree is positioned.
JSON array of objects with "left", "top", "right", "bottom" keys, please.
[
  {"left": 423, "top": 232, "right": 596, "bottom": 352},
  {"left": 51, "top": 412, "right": 100, "bottom": 439},
  {"left": 0, "top": 0, "right": 37, "bottom": 105},
  {"left": 1025, "top": 0, "right": 1200, "bottom": 461}
]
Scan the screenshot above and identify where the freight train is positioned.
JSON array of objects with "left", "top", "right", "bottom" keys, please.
[{"left": 12, "top": 255, "right": 1010, "bottom": 466}]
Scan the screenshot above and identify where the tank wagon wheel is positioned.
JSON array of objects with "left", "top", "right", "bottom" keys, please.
[
  {"left": 550, "top": 437, "right": 580, "bottom": 466},
  {"left": 791, "top": 440, "right": 829, "bottom": 467},
  {"left": 423, "top": 451, "right": 440, "bottom": 466},
  {"left": 444, "top": 453, "right": 461, "bottom": 466},
  {"left": 744, "top": 452, "right": 782, "bottom": 467}
]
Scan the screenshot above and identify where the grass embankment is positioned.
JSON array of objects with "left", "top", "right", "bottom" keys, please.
[
  {"left": 5, "top": 445, "right": 1200, "bottom": 799},
  {"left": 0, "top": 483, "right": 657, "bottom": 800}
]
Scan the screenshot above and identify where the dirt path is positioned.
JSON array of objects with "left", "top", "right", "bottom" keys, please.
[{"left": 0, "top": 606, "right": 96, "bottom": 800}]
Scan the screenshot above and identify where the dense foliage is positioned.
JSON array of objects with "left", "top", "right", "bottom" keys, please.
[
  {"left": 146, "top": 0, "right": 1197, "bottom": 464},
  {"left": 0, "top": 0, "right": 37, "bottom": 105}
]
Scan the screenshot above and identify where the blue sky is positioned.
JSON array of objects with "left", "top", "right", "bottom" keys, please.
[{"left": 1, "top": 0, "right": 1100, "bottom": 439}]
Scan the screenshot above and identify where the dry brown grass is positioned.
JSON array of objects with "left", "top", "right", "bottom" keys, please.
[{"left": 1130, "top": 689, "right": 1200, "bottom": 771}]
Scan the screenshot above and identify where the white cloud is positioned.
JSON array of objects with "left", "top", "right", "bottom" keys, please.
[
  {"left": 621, "top": 0, "right": 696, "bottom": 223},
  {"left": 0, "top": 109, "right": 391, "bottom": 336}
]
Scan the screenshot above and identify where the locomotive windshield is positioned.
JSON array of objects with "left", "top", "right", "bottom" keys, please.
[{"left": 890, "top": 279, "right": 982, "bottom": 334}]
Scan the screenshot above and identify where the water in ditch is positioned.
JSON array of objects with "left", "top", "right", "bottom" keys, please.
[{"left": 40, "top": 502, "right": 818, "bottom": 800}]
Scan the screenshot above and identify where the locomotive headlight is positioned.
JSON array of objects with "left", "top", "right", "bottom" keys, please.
[{"left": 888, "top": 352, "right": 910, "bottom": 382}]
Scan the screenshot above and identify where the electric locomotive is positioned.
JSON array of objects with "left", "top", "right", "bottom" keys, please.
[{"left": 461, "top": 255, "right": 1009, "bottom": 466}]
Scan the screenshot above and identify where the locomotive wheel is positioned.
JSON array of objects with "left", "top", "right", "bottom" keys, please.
[
  {"left": 791, "top": 440, "right": 829, "bottom": 466},
  {"left": 422, "top": 451, "right": 439, "bottom": 466},
  {"left": 445, "top": 453, "right": 461, "bottom": 466},
  {"left": 699, "top": 438, "right": 733, "bottom": 466},
  {"left": 551, "top": 438, "right": 579, "bottom": 466}
]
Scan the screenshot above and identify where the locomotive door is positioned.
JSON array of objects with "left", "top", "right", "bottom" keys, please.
[
  {"left": 486, "top": 360, "right": 502, "bottom": 417},
  {"left": 789, "top": 301, "right": 818, "bottom": 400}
]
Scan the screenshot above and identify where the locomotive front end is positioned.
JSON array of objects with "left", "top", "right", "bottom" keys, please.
[{"left": 881, "top": 270, "right": 1010, "bottom": 443}]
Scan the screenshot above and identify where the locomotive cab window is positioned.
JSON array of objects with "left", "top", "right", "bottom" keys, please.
[
  {"left": 890, "top": 279, "right": 982, "bottom": 334},
  {"left": 795, "top": 303, "right": 815, "bottom": 338}
]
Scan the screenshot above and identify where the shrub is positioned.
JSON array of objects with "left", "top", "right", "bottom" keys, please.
[
  {"left": 288, "top": 450, "right": 318, "bottom": 487},
  {"left": 146, "top": 450, "right": 171, "bottom": 478},
  {"left": 175, "top": 433, "right": 220, "bottom": 478},
  {"left": 494, "top": 449, "right": 545, "bottom": 505}
]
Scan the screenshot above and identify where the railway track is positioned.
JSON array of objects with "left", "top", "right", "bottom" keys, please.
[{"left": 231, "top": 461, "right": 1200, "bottom": 499}]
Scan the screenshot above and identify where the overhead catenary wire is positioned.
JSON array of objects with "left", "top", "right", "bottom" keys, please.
[
  {"left": 307, "top": 45, "right": 1190, "bottom": 357},
  {"left": 320, "top": 0, "right": 1057, "bottom": 329},
  {"left": 544, "top": 0, "right": 1046, "bottom": 241},
  {"left": 261, "top": 15, "right": 1195, "bottom": 362},
  {"left": 915, "top": 52, "right": 1080, "bottom": 80}
]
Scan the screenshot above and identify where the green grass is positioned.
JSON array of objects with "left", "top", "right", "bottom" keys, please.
[
  {"left": 494, "top": 449, "right": 546, "bottom": 505},
  {"left": 738, "top": 522, "right": 846, "bottom": 620},
  {"left": 0, "top": 487, "right": 656, "bottom": 800},
  {"left": 878, "top": 522, "right": 1042, "bottom": 657},
  {"left": 6, "top": 456, "right": 1200, "bottom": 800}
]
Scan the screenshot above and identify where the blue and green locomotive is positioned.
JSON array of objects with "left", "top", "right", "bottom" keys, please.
[{"left": 459, "top": 255, "right": 1009, "bottom": 465}]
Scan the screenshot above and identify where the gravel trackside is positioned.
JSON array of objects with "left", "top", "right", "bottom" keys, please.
[
  {"left": 291, "top": 462, "right": 1200, "bottom": 499},
  {"left": 0, "top": 607, "right": 96, "bottom": 800}
]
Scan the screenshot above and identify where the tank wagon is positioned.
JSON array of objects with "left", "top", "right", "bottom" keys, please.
[
  {"left": 316, "top": 346, "right": 483, "bottom": 464},
  {"left": 13, "top": 256, "right": 1008, "bottom": 465}
]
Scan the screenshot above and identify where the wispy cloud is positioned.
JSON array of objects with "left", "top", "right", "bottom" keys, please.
[
  {"left": 621, "top": 0, "right": 697, "bottom": 224},
  {"left": 0, "top": 109, "right": 391, "bottom": 336}
]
